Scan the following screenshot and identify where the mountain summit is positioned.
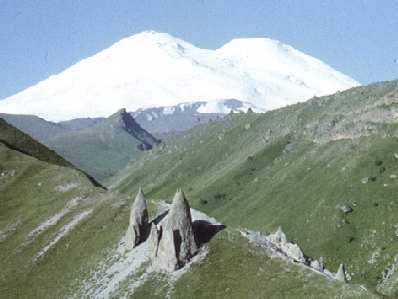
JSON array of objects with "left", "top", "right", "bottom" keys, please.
[{"left": 0, "top": 31, "right": 358, "bottom": 121}]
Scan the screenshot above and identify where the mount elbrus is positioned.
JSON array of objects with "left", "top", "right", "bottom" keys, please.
[{"left": 0, "top": 31, "right": 357, "bottom": 121}]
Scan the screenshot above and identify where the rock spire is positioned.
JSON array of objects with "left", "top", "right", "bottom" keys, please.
[
  {"left": 151, "top": 189, "right": 198, "bottom": 271},
  {"left": 126, "top": 188, "right": 150, "bottom": 248}
]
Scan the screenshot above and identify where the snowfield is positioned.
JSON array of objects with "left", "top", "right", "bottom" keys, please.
[{"left": 0, "top": 31, "right": 358, "bottom": 121}]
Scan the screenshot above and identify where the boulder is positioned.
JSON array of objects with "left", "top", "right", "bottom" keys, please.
[
  {"left": 153, "top": 189, "right": 197, "bottom": 271},
  {"left": 338, "top": 204, "right": 353, "bottom": 214},
  {"left": 126, "top": 188, "right": 150, "bottom": 248}
]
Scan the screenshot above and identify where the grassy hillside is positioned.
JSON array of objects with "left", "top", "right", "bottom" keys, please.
[
  {"left": 112, "top": 80, "right": 398, "bottom": 296},
  {"left": 0, "top": 113, "right": 105, "bottom": 143},
  {"left": 0, "top": 115, "right": 377, "bottom": 298},
  {"left": 46, "top": 109, "right": 160, "bottom": 182},
  {"left": 1, "top": 110, "right": 161, "bottom": 183},
  {"left": 0, "top": 120, "right": 111, "bottom": 297},
  {"left": 3, "top": 80, "right": 398, "bottom": 298},
  {"left": 0, "top": 118, "right": 74, "bottom": 168},
  {"left": 134, "top": 231, "right": 376, "bottom": 299}
]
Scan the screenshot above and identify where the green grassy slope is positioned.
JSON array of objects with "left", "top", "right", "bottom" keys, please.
[
  {"left": 113, "top": 80, "right": 398, "bottom": 295},
  {"left": 0, "top": 121, "right": 127, "bottom": 298},
  {"left": 1, "top": 138, "right": 363, "bottom": 298},
  {"left": 0, "top": 118, "right": 71, "bottom": 168},
  {"left": 3, "top": 81, "right": 398, "bottom": 298},
  {"left": 1, "top": 109, "right": 161, "bottom": 183},
  {"left": 46, "top": 109, "right": 160, "bottom": 182},
  {"left": 134, "top": 231, "right": 377, "bottom": 299},
  {"left": 0, "top": 120, "right": 101, "bottom": 297},
  {"left": 0, "top": 113, "right": 72, "bottom": 143},
  {"left": 0, "top": 120, "right": 374, "bottom": 298}
]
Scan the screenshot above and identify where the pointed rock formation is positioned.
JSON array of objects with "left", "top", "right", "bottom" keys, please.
[
  {"left": 126, "top": 188, "right": 150, "bottom": 248},
  {"left": 153, "top": 189, "right": 198, "bottom": 271},
  {"left": 335, "top": 263, "right": 348, "bottom": 282}
]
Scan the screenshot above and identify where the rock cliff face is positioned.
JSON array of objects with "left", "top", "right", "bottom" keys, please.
[
  {"left": 150, "top": 190, "right": 198, "bottom": 271},
  {"left": 116, "top": 108, "right": 161, "bottom": 151},
  {"left": 126, "top": 188, "right": 150, "bottom": 248}
]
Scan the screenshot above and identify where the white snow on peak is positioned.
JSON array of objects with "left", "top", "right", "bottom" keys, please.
[
  {"left": 0, "top": 31, "right": 359, "bottom": 121},
  {"left": 163, "top": 106, "right": 176, "bottom": 115},
  {"left": 135, "top": 99, "right": 263, "bottom": 116},
  {"left": 196, "top": 99, "right": 263, "bottom": 114}
]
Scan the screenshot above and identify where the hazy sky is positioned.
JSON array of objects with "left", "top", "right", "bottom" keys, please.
[{"left": 1, "top": 0, "right": 397, "bottom": 99}]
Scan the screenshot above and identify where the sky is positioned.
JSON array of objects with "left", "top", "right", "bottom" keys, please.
[{"left": 0, "top": 0, "right": 397, "bottom": 99}]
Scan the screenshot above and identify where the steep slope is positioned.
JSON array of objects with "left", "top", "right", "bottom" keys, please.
[
  {"left": 46, "top": 109, "right": 160, "bottom": 182},
  {"left": 112, "top": 80, "right": 398, "bottom": 296},
  {"left": 0, "top": 118, "right": 71, "bottom": 168},
  {"left": 0, "top": 120, "right": 112, "bottom": 297},
  {"left": 0, "top": 113, "right": 70, "bottom": 142},
  {"left": 0, "top": 31, "right": 358, "bottom": 121},
  {"left": 0, "top": 117, "right": 379, "bottom": 298},
  {"left": 0, "top": 113, "right": 105, "bottom": 144}
]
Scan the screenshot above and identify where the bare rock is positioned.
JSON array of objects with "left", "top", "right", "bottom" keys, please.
[
  {"left": 126, "top": 188, "right": 150, "bottom": 248},
  {"left": 335, "top": 263, "right": 347, "bottom": 282},
  {"left": 148, "top": 223, "right": 162, "bottom": 259},
  {"left": 269, "top": 226, "right": 287, "bottom": 244},
  {"left": 310, "top": 257, "right": 325, "bottom": 272},
  {"left": 268, "top": 227, "right": 306, "bottom": 263},
  {"left": 338, "top": 204, "right": 353, "bottom": 214},
  {"left": 153, "top": 189, "right": 197, "bottom": 271},
  {"left": 281, "top": 242, "right": 306, "bottom": 263}
]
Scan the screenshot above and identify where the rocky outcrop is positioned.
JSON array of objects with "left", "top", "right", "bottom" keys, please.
[
  {"left": 151, "top": 189, "right": 198, "bottom": 271},
  {"left": 269, "top": 226, "right": 287, "bottom": 244},
  {"left": 335, "top": 263, "right": 347, "bottom": 282},
  {"left": 126, "top": 188, "right": 150, "bottom": 248},
  {"left": 267, "top": 227, "right": 306, "bottom": 263},
  {"left": 310, "top": 257, "right": 325, "bottom": 272},
  {"left": 242, "top": 228, "right": 348, "bottom": 283},
  {"left": 116, "top": 108, "right": 161, "bottom": 150}
]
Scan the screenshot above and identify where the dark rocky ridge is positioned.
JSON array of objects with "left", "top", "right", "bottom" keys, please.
[{"left": 116, "top": 108, "right": 161, "bottom": 151}]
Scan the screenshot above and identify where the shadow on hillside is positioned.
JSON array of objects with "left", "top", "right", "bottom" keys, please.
[{"left": 192, "top": 220, "right": 226, "bottom": 246}]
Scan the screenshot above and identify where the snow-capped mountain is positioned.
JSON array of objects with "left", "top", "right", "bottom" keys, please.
[
  {"left": 0, "top": 31, "right": 359, "bottom": 121},
  {"left": 133, "top": 99, "right": 263, "bottom": 119},
  {"left": 133, "top": 99, "right": 262, "bottom": 134}
]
